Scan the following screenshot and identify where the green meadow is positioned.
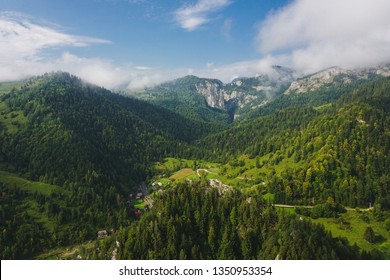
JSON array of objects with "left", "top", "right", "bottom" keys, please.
[
  {"left": 311, "top": 211, "right": 390, "bottom": 258},
  {"left": 0, "top": 170, "right": 60, "bottom": 195}
]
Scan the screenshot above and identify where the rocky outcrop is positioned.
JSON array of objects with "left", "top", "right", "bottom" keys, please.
[
  {"left": 284, "top": 65, "right": 390, "bottom": 95},
  {"left": 194, "top": 65, "right": 297, "bottom": 112},
  {"left": 195, "top": 80, "right": 225, "bottom": 109}
]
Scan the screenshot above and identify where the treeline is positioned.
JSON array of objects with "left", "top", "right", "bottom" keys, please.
[
  {"left": 195, "top": 78, "right": 390, "bottom": 208},
  {"left": 84, "top": 181, "right": 376, "bottom": 260}
]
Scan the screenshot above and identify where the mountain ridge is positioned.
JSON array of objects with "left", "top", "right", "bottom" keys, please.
[
  {"left": 127, "top": 64, "right": 390, "bottom": 121},
  {"left": 285, "top": 65, "right": 390, "bottom": 95}
]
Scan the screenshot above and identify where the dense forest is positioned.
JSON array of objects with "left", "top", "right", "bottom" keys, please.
[
  {"left": 0, "top": 177, "right": 134, "bottom": 259},
  {"left": 0, "top": 73, "right": 215, "bottom": 189},
  {"left": 195, "top": 79, "right": 390, "bottom": 208},
  {"left": 78, "top": 181, "right": 378, "bottom": 260},
  {"left": 0, "top": 72, "right": 389, "bottom": 259}
]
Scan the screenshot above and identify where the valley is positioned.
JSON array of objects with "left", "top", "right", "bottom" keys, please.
[{"left": 0, "top": 66, "right": 389, "bottom": 260}]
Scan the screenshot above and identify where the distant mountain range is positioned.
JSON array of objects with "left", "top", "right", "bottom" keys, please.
[{"left": 125, "top": 65, "right": 390, "bottom": 123}]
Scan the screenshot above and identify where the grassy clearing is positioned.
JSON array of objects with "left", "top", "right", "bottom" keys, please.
[
  {"left": 0, "top": 170, "right": 61, "bottom": 195},
  {"left": 153, "top": 158, "right": 193, "bottom": 173},
  {"left": 151, "top": 157, "right": 222, "bottom": 188},
  {"left": 0, "top": 101, "right": 28, "bottom": 134},
  {"left": 151, "top": 154, "right": 303, "bottom": 192},
  {"left": 153, "top": 157, "right": 219, "bottom": 174},
  {"left": 311, "top": 211, "right": 390, "bottom": 258},
  {"left": 0, "top": 171, "right": 62, "bottom": 232},
  {"left": 170, "top": 168, "right": 195, "bottom": 180},
  {"left": 0, "top": 82, "right": 21, "bottom": 96},
  {"left": 263, "top": 192, "right": 275, "bottom": 203},
  {"left": 222, "top": 153, "right": 303, "bottom": 185},
  {"left": 186, "top": 173, "right": 200, "bottom": 181},
  {"left": 133, "top": 198, "right": 145, "bottom": 210},
  {"left": 275, "top": 206, "right": 295, "bottom": 214}
]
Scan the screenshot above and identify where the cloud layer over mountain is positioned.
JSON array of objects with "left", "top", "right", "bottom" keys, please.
[{"left": 256, "top": 0, "right": 390, "bottom": 73}]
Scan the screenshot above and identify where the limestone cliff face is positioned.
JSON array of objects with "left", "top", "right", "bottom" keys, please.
[
  {"left": 284, "top": 65, "right": 390, "bottom": 95},
  {"left": 284, "top": 67, "right": 347, "bottom": 95},
  {"left": 194, "top": 79, "right": 261, "bottom": 111},
  {"left": 195, "top": 80, "right": 225, "bottom": 109},
  {"left": 194, "top": 65, "right": 297, "bottom": 112}
]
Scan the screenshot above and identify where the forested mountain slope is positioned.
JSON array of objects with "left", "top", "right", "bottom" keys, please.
[
  {"left": 0, "top": 72, "right": 213, "bottom": 189},
  {"left": 243, "top": 65, "right": 390, "bottom": 121},
  {"left": 0, "top": 73, "right": 212, "bottom": 258},
  {"left": 126, "top": 75, "right": 231, "bottom": 124},
  {"left": 196, "top": 78, "right": 390, "bottom": 208}
]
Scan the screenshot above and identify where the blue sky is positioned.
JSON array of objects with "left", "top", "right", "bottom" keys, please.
[
  {"left": 0, "top": 0, "right": 287, "bottom": 66},
  {"left": 1, "top": 0, "right": 390, "bottom": 88}
]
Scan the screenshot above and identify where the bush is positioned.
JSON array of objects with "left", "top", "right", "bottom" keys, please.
[
  {"left": 360, "top": 214, "right": 370, "bottom": 223},
  {"left": 310, "top": 198, "right": 346, "bottom": 219},
  {"left": 363, "top": 227, "right": 375, "bottom": 243}
]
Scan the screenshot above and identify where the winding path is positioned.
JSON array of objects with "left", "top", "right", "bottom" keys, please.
[
  {"left": 273, "top": 204, "right": 373, "bottom": 212},
  {"left": 196, "top": 169, "right": 216, "bottom": 177}
]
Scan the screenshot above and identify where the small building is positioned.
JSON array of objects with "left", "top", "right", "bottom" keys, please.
[
  {"left": 97, "top": 230, "right": 108, "bottom": 238},
  {"left": 134, "top": 209, "right": 142, "bottom": 217},
  {"left": 136, "top": 192, "right": 143, "bottom": 199}
]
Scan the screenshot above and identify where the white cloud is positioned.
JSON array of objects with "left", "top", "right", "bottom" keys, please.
[
  {"left": 0, "top": 12, "right": 185, "bottom": 89},
  {"left": 256, "top": 0, "right": 390, "bottom": 73},
  {"left": 196, "top": 56, "right": 287, "bottom": 82},
  {"left": 0, "top": 12, "right": 202, "bottom": 89},
  {"left": 0, "top": 12, "right": 109, "bottom": 58},
  {"left": 7, "top": 1, "right": 390, "bottom": 92},
  {"left": 0, "top": 12, "right": 114, "bottom": 83},
  {"left": 54, "top": 52, "right": 134, "bottom": 89},
  {"left": 175, "top": 0, "right": 231, "bottom": 31},
  {"left": 1, "top": 11, "right": 256, "bottom": 89},
  {"left": 0, "top": 10, "right": 280, "bottom": 89}
]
